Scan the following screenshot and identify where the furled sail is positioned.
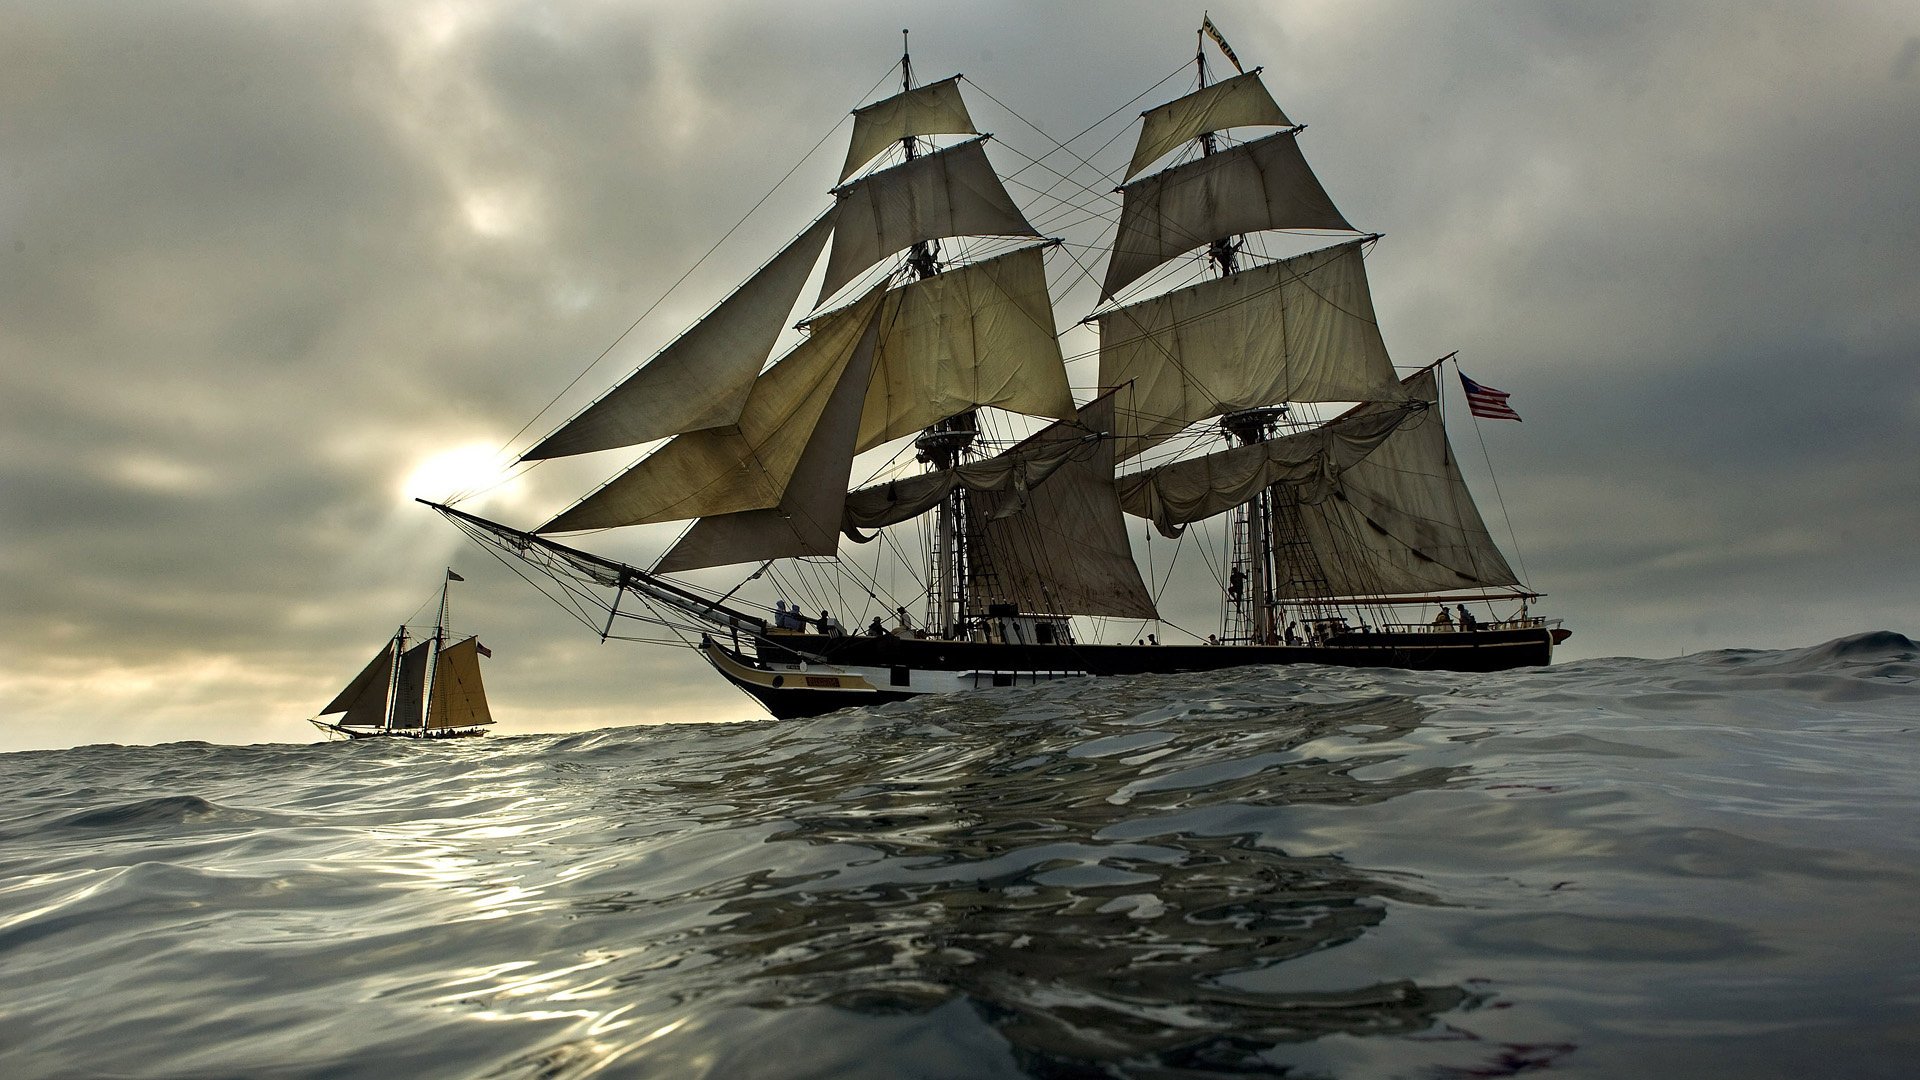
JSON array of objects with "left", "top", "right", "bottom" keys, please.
[
  {"left": 841, "top": 76, "right": 979, "bottom": 182},
  {"left": 654, "top": 294, "right": 888, "bottom": 572},
  {"left": 539, "top": 287, "right": 888, "bottom": 533},
  {"left": 1126, "top": 70, "right": 1291, "bottom": 181},
  {"left": 964, "top": 394, "right": 1159, "bottom": 619},
  {"left": 425, "top": 637, "right": 494, "bottom": 729},
  {"left": 1098, "top": 240, "right": 1407, "bottom": 460},
  {"left": 388, "top": 639, "right": 432, "bottom": 729},
  {"left": 819, "top": 138, "right": 1039, "bottom": 304},
  {"left": 1282, "top": 370, "right": 1521, "bottom": 597},
  {"left": 524, "top": 212, "right": 836, "bottom": 460},
  {"left": 1116, "top": 403, "right": 1419, "bottom": 534},
  {"left": 842, "top": 417, "right": 1105, "bottom": 535},
  {"left": 808, "top": 244, "right": 1074, "bottom": 453},
  {"left": 1103, "top": 131, "right": 1353, "bottom": 299},
  {"left": 320, "top": 641, "right": 394, "bottom": 728}
]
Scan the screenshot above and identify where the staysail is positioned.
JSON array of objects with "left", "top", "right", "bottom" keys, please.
[
  {"left": 524, "top": 212, "right": 836, "bottom": 459},
  {"left": 539, "top": 287, "right": 888, "bottom": 533},
  {"left": 319, "top": 641, "right": 395, "bottom": 729},
  {"left": 654, "top": 294, "right": 888, "bottom": 572}
]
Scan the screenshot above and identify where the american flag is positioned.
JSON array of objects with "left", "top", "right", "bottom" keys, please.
[{"left": 1459, "top": 373, "right": 1523, "bottom": 421}]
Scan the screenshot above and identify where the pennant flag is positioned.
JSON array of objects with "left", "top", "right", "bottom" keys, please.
[
  {"left": 1459, "top": 373, "right": 1522, "bottom": 421},
  {"left": 447, "top": 569, "right": 466, "bottom": 581},
  {"left": 1201, "top": 16, "right": 1245, "bottom": 73},
  {"left": 475, "top": 641, "right": 492, "bottom": 658}
]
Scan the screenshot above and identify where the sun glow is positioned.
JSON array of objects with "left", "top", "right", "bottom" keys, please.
[{"left": 402, "top": 442, "right": 521, "bottom": 503}]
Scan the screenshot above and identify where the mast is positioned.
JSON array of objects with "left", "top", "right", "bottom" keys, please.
[
  {"left": 421, "top": 570, "right": 452, "bottom": 733},
  {"left": 898, "top": 28, "right": 976, "bottom": 639},
  {"left": 383, "top": 624, "right": 407, "bottom": 732}
]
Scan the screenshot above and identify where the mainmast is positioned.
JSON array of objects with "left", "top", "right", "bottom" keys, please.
[
  {"left": 1189, "top": 20, "right": 1285, "bottom": 644},
  {"left": 899, "top": 29, "right": 977, "bottom": 639}
]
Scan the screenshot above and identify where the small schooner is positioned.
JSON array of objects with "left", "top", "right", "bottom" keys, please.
[
  {"left": 310, "top": 570, "right": 496, "bottom": 740},
  {"left": 426, "top": 21, "right": 1569, "bottom": 719}
]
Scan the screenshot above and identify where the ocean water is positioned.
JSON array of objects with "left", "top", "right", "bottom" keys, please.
[{"left": 2, "top": 634, "right": 1916, "bottom": 1079}]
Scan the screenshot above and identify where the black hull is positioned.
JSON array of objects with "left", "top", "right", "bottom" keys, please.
[
  {"left": 704, "top": 626, "right": 1558, "bottom": 720},
  {"left": 309, "top": 720, "right": 489, "bottom": 741}
]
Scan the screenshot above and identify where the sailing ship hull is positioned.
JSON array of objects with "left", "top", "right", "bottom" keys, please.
[
  {"left": 309, "top": 720, "right": 488, "bottom": 741},
  {"left": 702, "top": 625, "right": 1560, "bottom": 720}
]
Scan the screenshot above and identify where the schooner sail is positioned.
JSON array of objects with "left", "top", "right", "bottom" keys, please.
[
  {"left": 425, "top": 23, "right": 1568, "bottom": 719},
  {"left": 310, "top": 571, "right": 495, "bottom": 740}
]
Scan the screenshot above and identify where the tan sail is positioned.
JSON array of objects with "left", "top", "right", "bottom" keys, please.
[
  {"left": 524, "top": 212, "right": 836, "bottom": 460},
  {"left": 654, "top": 290, "right": 889, "bottom": 572},
  {"left": 966, "top": 394, "right": 1158, "bottom": 619},
  {"left": 1103, "top": 131, "right": 1353, "bottom": 299},
  {"left": 538, "top": 287, "right": 887, "bottom": 533},
  {"left": 320, "top": 641, "right": 394, "bottom": 728},
  {"left": 388, "top": 639, "right": 432, "bottom": 729},
  {"left": 808, "top": 244, "right": 1073, "bottom": 453},
  {"left": 1282, "top": 370, "right": 1521, "bottom": 597},
  {"left": 841, "top": 76, "right": 979, "bottom": 182},
  {"left": 425, "top": 637, "right": 494, "bottom": 730},
  {"left": 1126, "top": 70, "right": 1292, "bottom": 181},
  {"left": 820, "top": 138, "right": 1039, "bottom": 304},
  {"left": 1098, "top": 240, "right": 1406, "bottom": 460}
]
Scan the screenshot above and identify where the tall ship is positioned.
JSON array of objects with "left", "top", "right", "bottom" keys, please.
[
  {"left": 311, "top": 571, "right": 496, "bottom": 739},
  {"left": 428, "top": 22, "right": 1569, "bottom": 719}
]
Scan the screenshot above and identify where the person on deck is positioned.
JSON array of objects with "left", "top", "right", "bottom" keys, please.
[
  {"left": 819, "top": 610, "right": 844, "bottom": 636},
  {"left": 867, "top": 616, "right": 886, "bottom": 636},
  {"left": 1456, "top": 604, "right": 1477, "bottom": 631},
  {"left": 1284, "top": 621, "right": 1301, "bottom": 645},
  {"left": 1433, "top": 606, "right": 1453, "bottom": 630},
  {"left": 893, "top": 606, "right": 912, "bottom": 633}
]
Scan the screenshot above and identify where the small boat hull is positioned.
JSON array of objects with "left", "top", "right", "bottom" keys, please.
[
  {"left": 702, "top": 624, "right": 1560, "bottom": 720},
  {"left": 309, "top": 720, "right": 489, "bottom": 741}
]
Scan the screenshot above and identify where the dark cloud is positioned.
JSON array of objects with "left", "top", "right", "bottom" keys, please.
[{"left": 4, "top": 1, "right": 1917, "bottom": 750}]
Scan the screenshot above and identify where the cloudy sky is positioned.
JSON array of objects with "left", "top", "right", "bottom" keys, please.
[{"left": 5, "top": 0, "right": 1917, "bottom": 753}]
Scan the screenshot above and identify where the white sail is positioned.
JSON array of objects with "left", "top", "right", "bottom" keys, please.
[
  {"left": 841, "top": 76, "right": 979, "bottom": 182},
  {"left": 524, "top": 212, "right": 836, "bottom": 460},
  {"left": 808, "top": 244, "right": 1074, "bottom": 453},
  {"left": 539, "top": 287, "right": 887, "bottom": 533},
  {"left": 1126, "top": 70, "right": 1291, "bottom": 181},
  {"left": 1283, "top": 370, "right": 1521, "bottom": 597},
  {"left": 965, "top": 394, "right": 1159, "bottom": 619},
  {"left": 425, "top": 637, "right": 494, "bottom": 729},
  {"left": 819, "top": 138, "right": 1039, "bottom": 304},
  {"left": 1098, "top": 240, "right": 1406, "bottom": 461},
  {"left": 1103, "top": 131, "right": 1353, "bottom": 299},
  {"left": 320, "top": 641, "right": 394, "bottom": 728},
  {"left": 654, "top": 294, "right": 888, "bottom": 572}
]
